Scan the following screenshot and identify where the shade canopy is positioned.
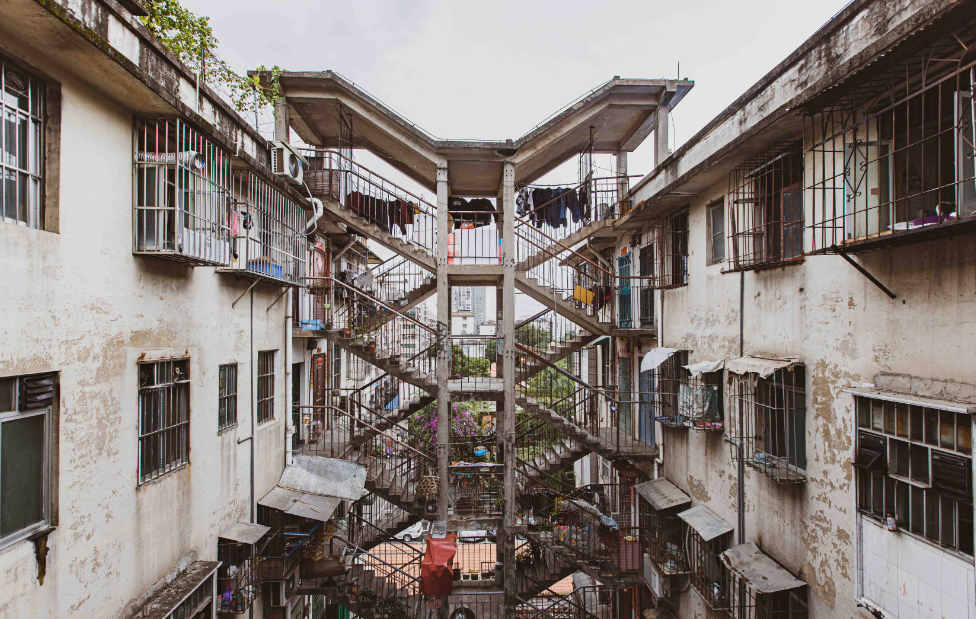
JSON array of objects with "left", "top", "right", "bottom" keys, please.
[
  {"left": 635, "top": 478, "right": 691, "bottom": 511},
  {"left": 721, "top": 542, "right": 806, "bottom": 593},
  {"left": 641, "top": 348, "right": 678, "bottom": 373},
  {"left": 842, "top": 387, "right": 976, "bottom": 414},
  {"left": 684, "top": 359, "right": 725, "bottom": 378},
  {"left": 726, "top": 356, "right": 800, "bottom": 379},
  {"left": 677, "top": 505, "right": 734, "bottom": 542},
  {"left": 259, "top": 455, "right": 367, "bottom": 522},
  {"left": 219, "top": 522, "right": 271, "bottom": 546}
]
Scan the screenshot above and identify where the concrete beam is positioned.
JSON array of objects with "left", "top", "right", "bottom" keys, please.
[{"left": 435, "top": 164, "right": 451, "bottom": 523}]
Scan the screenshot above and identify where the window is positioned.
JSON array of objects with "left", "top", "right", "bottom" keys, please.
[
  {"left": 707, "top": 201, "right": 725, "bottom": 264},
  {"left": 728, "top": 141, "right": 804, "bottom": 270},
  {"left": 0, "top": 373, "right": 55, "bottom": 547},
  {"left": 686, "top": 526, "right": 732, "bottom": 610},
  {"left": 218, "top": 364, "right": 237, "bottom": 430},
  {"left": 729, "top": 363, "right": 807, "bottom": 483},
  {"left": 138, "top": 359, "right": 190, "bottom": 483},
  {"left": 257, "top": 351, "right": 276, "bottom": 424},
  {"left": 855, "top": 395, "right": 973, "bottom": 555},
  {"left": 1, "top": 56, "right": 44, "bottom": 229}
]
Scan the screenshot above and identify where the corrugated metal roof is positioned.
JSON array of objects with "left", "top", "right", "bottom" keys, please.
[
  {"left": 720, "top": 542, "right": 806, "bottom": 593},
  {"left": 635, "top": 478, "right": 691, "bottom": 511},
  {"left": 677, "top": 505, "right": 733, "bottom": 542},
  {"left": 219, "top": 522, "right": 271, "bottom": 546},
  {"left": 278, "top": 455, "right": 367, "bottom": 500},
  {"left": 258, "top": 486, "right": 341, "bottom": 522},
  {"left": 726, "top": 356, "right": 801, "bottom": 378},
  {"left": 842, "top": 387, "right": 976, "bottom": 414}
]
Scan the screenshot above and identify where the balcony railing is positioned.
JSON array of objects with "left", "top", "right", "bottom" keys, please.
[
  {"left": 133, "top": 118, "right": 234, "bottom": 266},
  {"left": 304, "top": 149, "right": 439, "bottom": 259},
  {"left": 614, "top": 277, "right": 656, "bottom": 331},
  {"left": 217, "top": 169, "right": 308, "bottom": 286},
  {"left": 447, "top": 211, "right": 502, "bottom": 265}
]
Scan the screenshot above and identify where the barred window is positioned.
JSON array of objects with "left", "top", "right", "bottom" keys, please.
[
  {"left": 854, "top": 394, "right": 973, "bottom": 556},
  {"left": 0, "top": 373, "right": 56, "bottom": 547},
  {"left": 138, "top": 359, "right": 190, "bottom": 483},
  {"left": 257, "top": 351, "right": 276, "bottom": 424},
  {"left": 1, "top": 56, "right": 44, "bottom": 229},
  {"left": 218, "top": 364, "right": 237, "bottom": 430},
  {"left": 708, "top": 201, "right": 725, "bottom": 264}
]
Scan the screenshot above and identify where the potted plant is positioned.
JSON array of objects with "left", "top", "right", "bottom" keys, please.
[{"left": 342, "top": 326, "right": 352, "bottom": 339}]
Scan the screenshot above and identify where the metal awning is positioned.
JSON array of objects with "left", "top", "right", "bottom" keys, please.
[
  {"left": 677, "top": 505, "right": 734, "bottom": 542},
  {"left": 842, "top": 387, "right": 976, "bottom": 414},
  {"left": 727, "top": 356, "right": 801, "bottom": 379},
  {"left": 259, "top": 455, "right": 367, "bottom": 522},
  {"left": 635, "top": 478, "right": 691, "bottom": 511},
  {"left": 219, "top": 522, "right": 271, "bottom": 546},
  {"left": 136, "top": 561, "right": 221, "bottom": 619},
  {"left": 641, "top": 348, "right": 678, "bottom": 373},
  {"left": 720, "top": 542, "right": 806, "bottom": 593},
  {"left": 684, "top": 359, "right": 725, "bottom": 378}
]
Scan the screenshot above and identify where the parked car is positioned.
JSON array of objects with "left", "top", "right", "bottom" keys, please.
[
  {"left": 394, "top": 520, "right": 431, "bottom": 543},
  {"left": 458, "top": 529, "right": 496, "bottom": 543}
]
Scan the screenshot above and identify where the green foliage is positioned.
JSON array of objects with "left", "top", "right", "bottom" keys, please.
[
  {"left": 140, "top": 0, "right": 282, "bottom": 114},
  {"left": 452, "top": 345, "right": 490, "bottom": 378},
  {"left": 515, "top": 324, "right": 552, "bottom": 349}
]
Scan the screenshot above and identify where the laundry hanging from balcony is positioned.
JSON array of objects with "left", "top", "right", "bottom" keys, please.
[
  {"left": 448, "top": 197, "right": 497, "bottom": 229},
  {"left": 345, "top": 191, "right": 416, "bottom": 235},
  {"left": 517, "top": 186, "right": 590, "bottom": 228}
]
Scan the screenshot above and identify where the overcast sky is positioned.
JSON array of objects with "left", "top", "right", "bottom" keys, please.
[{"left": 183, "top": 0, "right": 850, "bottom": 318}]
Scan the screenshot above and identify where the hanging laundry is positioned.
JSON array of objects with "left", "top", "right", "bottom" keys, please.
[
  {"left": 516, "top": 187, "right": 534, "bottom": 218},
  {"left": 449, "top": 196, "right": 496, "bottom": 229},
  {"left": 578, "top": 185, "right": 591, "bottom": 222}
]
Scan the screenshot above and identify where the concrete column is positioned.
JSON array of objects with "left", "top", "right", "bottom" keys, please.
[
  {"left": 274, "top": 99, "right": 290, "bottom": 142},
  {"left": 616, "top": 150, "right": 629, "bottom": 215},
  {"left": 435, "top": 164, "right": 451, "bottom": 522},
  {"left": 500, "top": 161, "right": 518, "bottom": 611},
  {"left": 655, "top": 101, "right": 670, "bottom": 168}
]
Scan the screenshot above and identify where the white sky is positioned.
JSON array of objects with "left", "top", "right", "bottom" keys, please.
[{"left": 183, "top": 0, "right": 851, "bottom": 318}]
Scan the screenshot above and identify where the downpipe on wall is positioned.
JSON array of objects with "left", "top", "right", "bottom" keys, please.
[
  {"left": 737, "top": 270, "right": 745, "bottom": 544},
  {"left": 285, "top": 288, "right": 293, "bottom": 467}
]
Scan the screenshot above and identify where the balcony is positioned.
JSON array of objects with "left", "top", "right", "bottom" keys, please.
[
  {"left": 636, "top": 478, "right": 692, "bottom": 603},
  {"left": 133, "top": 118, "right": 234, "bottom": 266},
  {"left": 216, "top": 523, "right": 270, "bottom": 614},
  {"left": 679, "top": 505, "right": 734, "bottom": 611},
  {"left": 216, "top": 170, "right": 308, "bottom": 287}
]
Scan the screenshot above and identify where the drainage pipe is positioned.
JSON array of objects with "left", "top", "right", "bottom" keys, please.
[{"left": 737, "top": 270, "right": 745, "bottom": 544}]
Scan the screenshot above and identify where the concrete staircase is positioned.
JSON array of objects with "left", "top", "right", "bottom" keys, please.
[
  {"left": 355, "top": 451, "right": 431, "bottom": 520},
  {"left": 518, "top": 331, "right": 599, "bottom": 382},
  {"left": 366, "top": 276, "right": 437, "bottom": 330},
  {"left": 514, "top": 220, "right": 612, "bottom": 273},
  {"left": 514, "top": 273, "right": 610, "bottom": 336},
  {"left": 321, "top": 198, "right": 437, "bottom": 271},
  {"left": 307, "top": 559, "right": 423, "bottom": 619},
  {"left": 348, "top": 392, "right": 436, "bottom": 453},
  {"left": 354, "top": 508, "right": 421, "bottom": 552},
  {"left": 320, "top": 329, "right": 439, "bottom": 396},
  {"left": 521, "top": 436, "right": 589, "bottom": 482}
]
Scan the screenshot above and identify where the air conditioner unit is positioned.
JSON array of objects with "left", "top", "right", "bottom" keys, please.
[
  {"left": 643, "top": 553, "right": 670, "bottom": 601},
  {"left": 270, "top": 141, "right": 307, "bottom": 185},
  {"left": 265, "top": 570, "right": 300, "bottom": 608}
]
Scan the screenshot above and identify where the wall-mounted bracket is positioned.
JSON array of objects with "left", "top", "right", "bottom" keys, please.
[
  {"left": 832, "top": 246, "right": 896, "bottom": 299},
  {"left": 231, "top": 280, "right": 260, "bottom": 309}
]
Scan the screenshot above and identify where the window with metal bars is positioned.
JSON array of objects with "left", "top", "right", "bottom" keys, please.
[
  {"left": 257, "top": 351, "right": 276, "bottom": 424},
  {"left": 218, "top": 364, "right": 237, "bottom": 431},
  {"left": 138, "top": 359, "right": 190, "bottom": 483},
  {"left": 726, "top": 576, "right": 809, "bottom": 619},
  {"left": 805, "top": 9, "right": 976, "bottom": 253},
  {"left": 728, "top": 364, "right": 807, "bottom": 483},
  {"left": 727, "top": 142, "right": 804, "bottom": 270},
  {"left": 854, "top": 395, "right": 974, "bottom": 556},
  {"left": 639, "top": 497, "right": 691, "bottom": 575},
  {"left": 680, "top": 369, "right": 724, "bottom": 432},
  {"left": 0, "top": 372, "right": 56, "bottom": 548},
  {"left": 687, "top": 527, "right": 732, "bottom": 610},
  {"left": 1, "top": 56, "right": 45, "bottom": 230},
  {"left": 645, "top": 351, "right": 690, "bottom": 429},
  {"left": 707, "top": 200, "right": 725, "bottom": 265}
]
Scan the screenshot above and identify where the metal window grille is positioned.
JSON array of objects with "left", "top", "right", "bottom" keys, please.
[
  {"left": 639, "top": 497, "right": 690, "bottom": 575},
  {"left": 728, "top": 365, "right": 807, "bottom": 483},
  {"left": 167, "top": 574, "right": 214, "bottom": 619},
  {"left": 687, "top": 528, "right": 732, "bottom": 610},
  {"left": 218, "top": 364, "right": 238, "bottom": 430},
  {"left": 726, "top": 578, "right": 809, "bottom": 619},
  {"left": 257, "top": 351, "right": 275, "bottom": 425},
  {"left": 1, "top": 56, "right": 44, "bottom": 229},
  {"left": 854, "top": 395, "right": 974, "bottom": 555},
  {"left": 646, "top": 351, "right": 690, "bottom": 428},
  {"left": 0, "top": 373, "right": 55, "bottom": 545},
  {"left": 220, "top": 170, "right": 308, "bottom": 286},
  {"left": 138, "top": 359, "right": 190, "bottom": 483},
  {"left": 133, "top": 118, "right": 233, "bottom": 265},
  {"left": 727, "top": 141, "right": 804, "bottom": 270},
  {"left": 680, "top": 370, "right": 724, "bottom": 432},
  {"left": 709, "top": 202, "right": 726, "bottom": 263},
  {"left": 217, "top": 536, "right": 260, "bottom": 613},
  {"left": 805, "top": 10, "right": 976, "bottom": 253}
]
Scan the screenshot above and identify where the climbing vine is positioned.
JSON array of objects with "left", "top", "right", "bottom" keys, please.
[{"left": 140, "top": 0, "right": 282, "bottom": 114}]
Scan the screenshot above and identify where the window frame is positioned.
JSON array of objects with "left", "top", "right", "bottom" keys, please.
[
  {"left": 137, "top": 358, "right": 191, "bottom": 484},
  {"left": 0, "top": 372, "right": 57, "bottom": 549},
  {"left": 706, "top": 199, "right": 726, "bottom": 265},
  {"left": 218, "top": 363, "right": 238, "bottom": 432},
  {"left": 257, "top": 350, "right": 276, "bottom": 425},
  {"left": 1, "top": 53, "right": 45, "bottom": 230}
]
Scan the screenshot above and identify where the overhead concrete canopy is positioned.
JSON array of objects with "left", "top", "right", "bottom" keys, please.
[{"left": 263, "top": 70, "right": 692, "bottom": 196}]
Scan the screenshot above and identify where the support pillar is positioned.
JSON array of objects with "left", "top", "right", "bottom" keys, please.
[
  {"left": 500, "top": 161, "right": 518, "bottom": 611},
  {"left": 274, "top": 99, "right": 290, "bottom": 143},
  {"left": 616, "top": 150, "right": 629, "bottom": 215},
  {"left": 655, "top": 101, "right": 670, "bottom": 168},
  {"left": 435, "top": 164, "right": 451, "bottom": 522}
]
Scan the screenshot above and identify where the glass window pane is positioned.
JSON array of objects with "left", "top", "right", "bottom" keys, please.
[
  {"left": 17, "top": 172, "right": 27, "bottom": 224},
  {"left": 4, "top": 109, "right": 15, "bottom": 167},
  {"left": 0, "top": 414, "right": 46, "bottom": 538},
  {"left": 4, "top": 169, "right": 15, "bottom": 221},
  {"left": 910, "top": 444, "right": 930, "bottom": 484},
  {"left": 857, "top": 397, "right": 871, "bottom": 429},
  {"left": 30, "top": 78, "right": 41, "bottom": 118},
  {"left": 925, "top": 408, "right": 939, "bottom": 446},
  {"left": 957, "top": 414, "right": 972, "bottom": 455},
  {"left": 960, "top": 501, "right": 974, "bottom": 556},
  {"left": 17, "top": 114, "right": 27, "bottom": 170},
  {"left": 910, "top": 405, "right": 924, "bottom": 441},
  {"left": 3, "top": 67, "right": 29, "bottom": 111},
  {"left": 890, "top": 439, "right": 910, "bottom": 478},
  {"left": 941, "top": 496, "right": 956, "bottom": 549},
  {"left": 941, "top": 410, "right": 956, "bottom": 449},
  {"left": 884, "top": 401, "right": 896, "bottom": 434},
  {"left": 925, "top": 489, "right": 940, "bottom": 542},
  {"left": 911, "top": 485, "right": 925, "bottom": 535},
  {"left": 872, "top": 399, "right": 884, "bottom": 431},
  {"left": 872, "top": 472, "right": 884, "bottom": 516},
  {"left": 30, "top": 119, "right": 40, "bottom": 175},
  {"left": 0, "top": 378, "right": 14, "bottom": 412},
  {"left": 896, "top": 480, "right": 910, "bottom": 528}
]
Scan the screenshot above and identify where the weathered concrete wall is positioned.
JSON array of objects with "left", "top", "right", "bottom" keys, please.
[
  {"left": 0, "top": 37, "right": 287, "bottom": 619},
  {"left": 622, "top": 169, "right": 976, "bottom": 617}
]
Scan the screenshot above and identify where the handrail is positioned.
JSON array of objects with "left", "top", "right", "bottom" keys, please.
[
  {"left": 516, "top": 307, "right": 552, "bottom": 329},
  {"left": 516, "top": 342, "right": 617, "bottom": 404},
  {"left": 302, "top": 148, "right": 437, "bottom": 212},
  {"left": 344, "top": 508, "right": 425, "bottom": 557},
  {"left": 515, "top": 227, "right": 613, "bottom": 279},
  {"left": 293, "top": 404, "right": 435, "bottom": 463},
  {"left": 333, "top": 535, "right": 423, "bottom": 589},
  {"left": 326, "top": 277, "right": 438, "bottom": 334}
]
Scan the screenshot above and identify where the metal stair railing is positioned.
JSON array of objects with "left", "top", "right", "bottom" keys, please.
[
  {"left": 304, "top": 149, "right": 439, "bottom": 259},
  {"left": 371, "top": 255, "right": 436, "bottom": 308}
]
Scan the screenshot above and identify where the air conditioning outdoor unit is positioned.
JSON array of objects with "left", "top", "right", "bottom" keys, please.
[
  {"left": 265, "top": 570, "right": 300, "bottom": 607},
  {"left": 643, "top": 553, "right": 669, "bottom": 601},
  {"left": 270, "top": 141, "right": 308, "bottom": 185}
]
